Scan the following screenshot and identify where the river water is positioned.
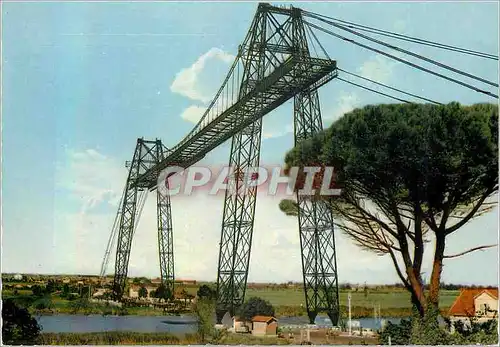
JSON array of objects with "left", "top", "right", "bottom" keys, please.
[{"left": 35, "top": 314, "right": 403, "bottom": 334}]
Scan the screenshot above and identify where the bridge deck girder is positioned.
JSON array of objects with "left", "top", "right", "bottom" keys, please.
[{"left": 132, "top": 56, "right": 337, "bottom": 189}]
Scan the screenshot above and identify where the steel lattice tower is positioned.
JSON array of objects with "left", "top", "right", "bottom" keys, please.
[
  {"left": 215, "top": 6, "right": 267, "bottom": 323},
  {"left": 112, "top": 139, "right": 175, "bottom": 299},
  {"left": 294, "top": 92, "right": 340, "bottom": 325},
  {"left": 215, "top": 4, "right": 340, "bottom": 324}
]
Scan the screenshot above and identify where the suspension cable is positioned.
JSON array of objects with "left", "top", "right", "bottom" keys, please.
[
  {"left": 305, "top": 21, "right": 330, "bottom": 59},
  {"left": 304, "top": 11, "right": 499, "bottom": 61},
  {"left": 338, "top": 68, "right": 442, "bottom": 105},
  {"left": 304, "top": 21, "right": 498, "bottom": 99},
  {"left": 304, "top": 12, "right": 499, "bottom": 88},
  {"left": 337, "top": 77, "right": 411, "bottom": 103}
]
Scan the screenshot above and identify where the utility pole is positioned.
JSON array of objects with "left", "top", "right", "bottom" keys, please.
[
  {"left": 348, "top": 292, "right": 352, "bottom": 336},
  {"left": 377, "top": 302, "right": 382, "bottom": 322}
]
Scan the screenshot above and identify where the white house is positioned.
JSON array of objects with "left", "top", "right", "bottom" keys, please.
[
  {"left": 448, "top": 288, "right": 498, "bottom": 329},
  {"left": 129, "top": 285, "right": 157, "bottom": 299}
]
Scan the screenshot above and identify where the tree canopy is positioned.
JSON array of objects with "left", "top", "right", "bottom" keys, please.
[
  {"left": 138, "top": 286, "right": 148, "bottom": 298},
  {"left": 280, "top": 102, "right": 498, "bottom": 317},
  {"left": 31, "top": 285, "right": 43, "bottom": 297},
  {"left": 238, "top": 297, "right": 275, "bottom": 321},
  {"left": 154, "top": 285, "right": 172, "bottom": 301},
  {"left": 2, "top": 299, "right": 41, "bottom": 345},
  {"left": 197, "top": 285, "right": 217, "bottom": 301}
]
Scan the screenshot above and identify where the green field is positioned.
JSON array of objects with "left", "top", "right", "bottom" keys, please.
[
  {"left": 244, "top": 287, "right": 459, "bottom": 308},
  {"left": 244, "top": 287, "right": 459, "bottom": 318},
  {"left": 3, "top": 286, "right": 460, "bottom": 318},
  {"left": 179, "top": 283, "right": 459, "bottom": 309}
]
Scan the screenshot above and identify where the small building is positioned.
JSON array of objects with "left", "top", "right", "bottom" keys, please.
[
  {"left": 129, "top": 285, "right": 158, "bottom": 299},
  {"left": 13, "top": 274, "right": 23, "bottom": 281},
  {"left": 232, "top": 316, "right": 251, "bottom": 333},
  {"left": 92, "top": 288, "right": 108, "bottom": 298},
  {"left": 151, "top": 278, "right": 162, "bottom": 285},
  {"left": 448, "top": 288, "right": 498, "bottom": 329},
  {"left": 251, "top": 316, "right": 278, "bottom": 336},
  {"left": 175, "top": 279, "right": 197, "bottom": 285}
]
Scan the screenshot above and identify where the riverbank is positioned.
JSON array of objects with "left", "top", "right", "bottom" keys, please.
[
  {"left": 40, "top": 332, "right": 185, "bottom": 345},
  {"left": 39, "top": 331, "right": 378, "bottom": 345},
  {"left": 275, "top": 305, "right": 450, "bottom": 319},
  {"left": 34, "top": 304, "right": 449, "bottom": 319},
  {"left": 39, "top": 332, "right": 292, "bottom": 345},
  {"left": 30, "top": 301, "right": 452, "bottom": 319}
]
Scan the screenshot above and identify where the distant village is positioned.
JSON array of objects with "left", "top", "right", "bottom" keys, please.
[{"left": 2, "top": 272, "right": 493, "bottom": 293}]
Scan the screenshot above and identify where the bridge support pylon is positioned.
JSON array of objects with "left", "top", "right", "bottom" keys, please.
[
  {"left": 214, "top": 3, "right": 340, "bottom": 325},
  {"left": 215, "top": 5, "right": 267, "bottom": 322},
  {"left": 293, "top": 23, "right": 340, "bottom": 325},
  {"left": 112, "top": 138, "right": 175, "bottom": 300}
]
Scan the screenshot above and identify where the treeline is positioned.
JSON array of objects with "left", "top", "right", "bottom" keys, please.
[
  {"left": 246, "top": 282, "right": 497, "bottom": 291},
  {"left": 337, "top": 283, "right": 497, "bottom": 291},
  {"left": 439, "top": 283, "right": 497, "bottom": 290}
]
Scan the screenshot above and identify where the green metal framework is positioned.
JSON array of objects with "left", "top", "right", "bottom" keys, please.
[
  {"left": 294, "top": 92, "right": 340, "bottom": 325},
  {"left": 292, "top": 8, "right": 340, "bottom": 325},
  {"left": 214, "top": 4, "right": 340, "bottom": 323},
  {"left": 112, "top": 139, "right": 175, "bottom": 299},
  {"left": 106, "top": 3, "right": 340, "bottom": 325}
]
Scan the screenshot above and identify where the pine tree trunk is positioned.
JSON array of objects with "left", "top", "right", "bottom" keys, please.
[{"left": 428, "top": 235, "right": 446, "bottom": 314}]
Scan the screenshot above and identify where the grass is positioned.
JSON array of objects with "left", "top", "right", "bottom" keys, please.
[
  {"left": 40, "top": 332, "right": 292, "bottom": 345},
  {"left": 247, "top": 287, "right": 459, "bottom": 308},
  {"left": 40, "top": 332, "right": 182, "bottom": 345},
  {"left": 223, "top": 334, "right": 291, "bottom": 345},
  {"left": 251, "top": 288, "right": 459, "bottom": 318},
  {"left": 39, "top": 330, "right": 383, "bottom": 345}
]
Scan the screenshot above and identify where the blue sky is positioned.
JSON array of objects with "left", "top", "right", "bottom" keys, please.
[{"left": 2, "top": 1, "right": 499, "bottom": 285}]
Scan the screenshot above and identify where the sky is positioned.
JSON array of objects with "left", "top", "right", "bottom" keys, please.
[{"left": 1, "top": 1, "right": 499, "bottom": 285}]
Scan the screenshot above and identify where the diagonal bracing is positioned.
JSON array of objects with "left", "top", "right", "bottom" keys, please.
[
  {"left": 106, "top": 4, "right": 340, "bottom": 324},
  {"left": 112, "top": 139, "right": 175, "bottom": 299}
]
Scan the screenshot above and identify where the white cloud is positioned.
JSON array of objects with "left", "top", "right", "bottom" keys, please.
[
  {"left": 324, "top": 92, "right": 360, "bottom": 122},
  {"left": 56, "top": 148, "right": 127, "bottom": 208},
  {"left": 358, "top": 55, "right": 394, "bottom": 84},
  {"left": 323, "top": 54, "right": 396, "bottom": 123},
  {"left": 262, "top": 123, "right": 294, "bottom": 139},
  {"left": 180, "top": 105, "right": 207, "bottom": 124},
  {"left": 170, "top": 47, "right": 235, "bottom": 103}
]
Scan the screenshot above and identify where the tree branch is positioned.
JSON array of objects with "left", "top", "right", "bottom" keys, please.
[
  {"left": 444, "top": 244, "right": 498, "bottom": 259},
  {"left": 387, "top": 247, "right": 411, "bottom": 290},
  {"left": 341, "top": 192, "right": 399, "bottom": 239},
  {"left": 445, "top": 188, "right": 496, "bottom": 235}
]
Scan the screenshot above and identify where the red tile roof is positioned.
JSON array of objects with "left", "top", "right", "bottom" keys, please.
[
  {"left": 448, "top": 288, "right": 499, "bottom": 317},
  {"left": 252, "top": 315, "right": 277, "bottom": 323}
]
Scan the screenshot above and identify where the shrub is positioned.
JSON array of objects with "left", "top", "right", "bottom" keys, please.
[
  {"left": 379, "top": 307, "right": 499, "bottom": 345},
  {"left": 2, "top": 299, "right": 41, "bottom": 345},
  {"left": 238, "top": 297, "right": 275, "bottom": 321}
]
